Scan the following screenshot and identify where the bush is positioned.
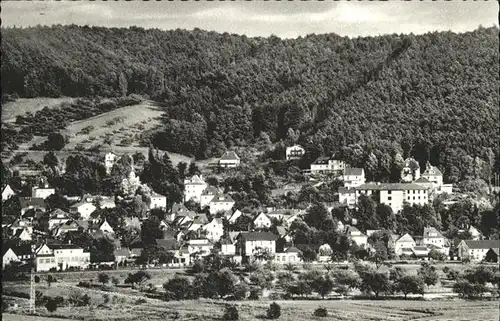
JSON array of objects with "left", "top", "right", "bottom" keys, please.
[
  {"left": 103, "top": 294, "right": 110, "bottom": 304},
  {"left": 446, "top": 269, "right": 460, "bottom": 280},
  {"left": 45, "top": 298, "right": 58, "bottom": 312},
  {"left": 223, "top": 304, "right": 239, "bottom": 321},
  {"left": 313, "top": 307, "right": 328, "bottom": 317},
  {"left": 111, "top": 276, "right": 120, "bottom": 286},
  {"left": 34, "top": 275, "right": 40, "bottom": 283},
  {"left": 135, "top": 298, "right": 147, "bottom": 304},
  {"left": 98, "top": 272, "right": 110, "bottom": 284},
  {"left": 267, "top": 302, "right": 281, "bottom": 319}
]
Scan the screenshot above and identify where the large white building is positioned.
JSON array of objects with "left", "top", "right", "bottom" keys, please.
[
  {"left": 237, "top": 231, "right": 277, "bottom": 261},
  {"left": 310, "top": 156, "right": 345, "bottom": 175},
  {"left": 184, "top": 175, "right": 207, "bottom": 203},
  {"left": 355, "top": 183, "right": 429, "bottom": 213},
  {"left": 35, "top": 243, "right": 91, "bottom": 272},
  {"left": 104, "top": 152, "right": 118, "bottom": 174},
  {"left": 150, "top": 192, "right": 167, "bottom": 210},
  {"left": 457, "top": 240, "right": 500, "bottom": 262},
  {"left": 286, "top": 145, "right": 305, "bottom": 160}
]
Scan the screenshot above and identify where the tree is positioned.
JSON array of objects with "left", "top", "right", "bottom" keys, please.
[
  {"left": 428, "top": 249, "right": 446, "bottom": 261},
  {"left": 267, "top": 302, "right": 281, "bottom": 319},
  {"left": 313, "top": 307, "right": 328, "bottom": 318},
  {"left": 98, "top": 273, "right": 110, "bottom": 285},
  {"left": 332, "top": 270, "right": 360, "bottom": 297},
  {"left": 394, "top": 275, "right": 425, "bottom": 298},
  {"left": 45, "top": 132, "right": 66, "bottom": 151},
  {"left": 111, "top": 276, "right": 120, "bottom": 286},
  {"left": 43, "top": 151, "right": 60, "bottom": 170},
  {"left": 124, "top": 270, "right": 151, "bottom": 289},
  {"left": 359, "top": 271, "right": 391, "bottom": 298},
  {"left": 311, "top": 275, "right": 335, "bottom": 299},
  {"left": 417, "top": 262, "right": 439, "bottom": 287},
  {"left": 304, "top": 203, "right": 335, "bottom": 231},
  {"left": 453, "top": 280, "right": 488, "bottom": 299},
  {"left": 464, "top": 266, "right": 497, "bottom": 285},
  {"left": 389, "top": 267, "right": 405, "bottom": 281},
  {"left": 163, "top": 276, "right": 192, "bottom": 300}
]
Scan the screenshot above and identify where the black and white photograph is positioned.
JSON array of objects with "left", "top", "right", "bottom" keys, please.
[{"left": 1, "top": 1, "right": 499, "bottom": 320}]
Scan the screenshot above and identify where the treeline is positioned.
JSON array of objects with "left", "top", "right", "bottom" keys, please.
[{"left": 2, "top": 25, "right": 499, "bottom": 183}]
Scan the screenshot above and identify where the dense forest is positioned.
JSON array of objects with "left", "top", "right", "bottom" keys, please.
[{"left": 2, "top": 25, "right": 499, "bottom": 183}]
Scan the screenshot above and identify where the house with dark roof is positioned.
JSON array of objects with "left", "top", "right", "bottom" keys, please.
[
  {"left": 19, "top": 197, "right": 46, "bottom": 215},
  {"left": 219, "top": 151, "right": 241, "bottom": 168},
  {"left": 457, "top": 240, "right": 500, "bottom": 262},
  {"left": 2, "top": 184, "right": 16, "bottom": 201},
  {"left": 286, "top": 145, "right": 305, "bottom": 160},
  {"left": 237, "top": 231, "right": 277, "bottom": 260},
  {"left": 343, "top": 168, "right": 366, "bottom": 189},
  {"left": 200, "top": 186, "right": 220, "bottom": 208},
  {"left": 209, "top": 194, "right": 235, "bottom": 214},
  {"left": 422, "top": 227, "right": 447, "bottom": 249}
]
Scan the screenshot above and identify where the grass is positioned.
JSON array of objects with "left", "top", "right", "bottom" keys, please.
[{"left": 2, "top": 97, "right": 76, "bottom": 123}]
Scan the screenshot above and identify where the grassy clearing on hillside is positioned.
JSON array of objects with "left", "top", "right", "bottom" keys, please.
[{"left": 1, "top": 97, "right": 76, "bottom": 123}]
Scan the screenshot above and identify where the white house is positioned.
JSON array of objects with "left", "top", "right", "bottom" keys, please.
[
  {"left": 70, "top": 201, "right": 97, "bottom": 220},
  {"left": 237, "top": 231, "right": 277, "bottom": 260},
  {"left": 219, "top": 151, "right": 241, "bottom": 168},
  {"left": 310, "top": 156, "right": 345, "bottom": 175},
  {"left": 99, "top": 220, "right": 115, "bottom": 234},
  {"left": 203, "top": 218, "right": 224, "bottom": 241},
  {"left": 184, "top": 175, "right": 207, "bottom": 203},
  {"left": 104, "top": 152, "right": 118, "bottom": 174},
  {"left": 150, "top": 192, "right": 167, "bottom": 210},
  {"left": 339, "top": 187, "right": 357, "bottom": 208},
  {"left": 31, "top": 186, "right": 55, "bottom": 199},
  {"left": 35, "top": 243, "right": 91, "bottom": 272},
  {"left": 221, "top": 238, "right": 236, "bottom": 256},
  {"left": 274, "top": 247, "right": 302, "bottom": 264},
  {"left": 200, "top": 186, "right": 219, "bottom": 208},
  {"left": 9, "top": 219, "right": 33, "bottom": 236},
  {"left": 395, "top": 233, "right": 416, "bottom": 256},
  {"left": 355, "top": 183, "right": 430, "bottom": 213},
  {"left": 2, "top": 185, "right": 15, "bottom": 201},
  {"left": 345, "top": 226, "right": 368, "bottom": 248},
  {"left": 14, "top": 228, "right": 32, "bottom": 241},
  {"left": 457, "top": 240, "right": 500, "bottom": 262},
  {"left": 422, "top": 227, "right": 447, "bottom": 249},
  {"left": 209, "top": 194, "right": 235, "bottom": 215},
  {"left": 286, "top": 145, "right": 305, "bottom": 160},
  {"left": 3, "top": 248, "right": 20, "bottom": 268},
  {"left": 343, "top": 168, "right": 365, "bottom": 189},
  {"left": 48, "top": 209, "right": 71, "bottom": 229},
  {"left": 254, "top": 212, "right": 272, "bottom": 229},
  {"left": 421, "top": 163, "right": 453, "bottom": 194},
  {"left": 187, "top": 239, "right": 214, "bottom": 258}
]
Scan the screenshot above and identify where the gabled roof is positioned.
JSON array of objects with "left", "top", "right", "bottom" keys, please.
[
  {"left": 463, "top": 240, "right": 500, "bottom": 250},
  {"left": 423, "top": 227, "right": 445, "bottom": 239},
  {"left": 254, "top": 212, "right": 271, "bottom": 222},
  {"left": 11, "top": 244, "right": 33, "bottom": 256},
  {"left": 114, "top": 249, "right": 130, "bottom": 257},
  {"left": 19, "top": 197, "right": 45, "bottom": 208},
  {"left": 184, "top": 175, "right": 206, "bottom": 185},
  {"left": 285, "top": 247, "right": 302, "bottom": 253},
  {"left": 312, "top": 156, "right": 330, "bottom": 165},
  {"left": 339, "top": 186, "right": 356, "bottom": 194},
  {"left": 220, "top": 151, "right": 240, "bottom": 161},
  {"left": 415, "top": 177, "right": 431, "bottom": 183},
  {"left": 49, "top": 209, "right": 70, "bottom": 219},
  {"left": 397, "top": 233, "right": 415, "bottom": 243},
  {"left": 156, "top": 238, "right": 178, "bottom": 250},
  {"left": 276, "top": 226, "right": 287, "bottom": 236},
  {"left": 49, "top": 244, "right": 83, "bottom": 250},
  {"left": 202, "top": 186, "right": 219, "bottom": 196},
  {"left": 239, "top": 231, "right": 278, "bottom": 242},
  {"left": 210, "top": 194, "right": 234, "bottom": 203},
  {"left": 356, "top": 183, "right": 429, "bottom": 191},
  {"left": 171, "top": 203, "right": 188, "bottom": 213},
  {"left": 422, "top": 165, "right": 443, "bottom": 177},
  {"left": 344, "top": 168, "right": 364, "bottom": 176}
]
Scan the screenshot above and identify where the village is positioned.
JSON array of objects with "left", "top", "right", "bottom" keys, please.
[{"left": 2, "top": 144, "right": 498, "bottom": 274}]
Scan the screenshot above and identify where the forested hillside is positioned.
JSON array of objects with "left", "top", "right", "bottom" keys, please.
[{"left": 2, "top": 25, "right": 498, "bottom": 183}]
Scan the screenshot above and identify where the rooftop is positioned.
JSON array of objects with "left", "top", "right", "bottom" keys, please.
[
  {"left": 239, "top": 231, "right": 278, "bottom": 241},
  {"left": 210, "top": 194, "right": 235, "bottom": 203},
  {"left": 463, "top": 240, "right": 499, "bottom": 249},
  {"left": 422, "top": 165, "right": 443, "bottom": 177},
  {"left": 220, "top": 151, "right": 240, "bottom": 161},
  {"left": 344, "top": 168, "right": 364, "bottom": 176},
  {"left": 356, "top": 183, "right": 429, "bottom": 191}
]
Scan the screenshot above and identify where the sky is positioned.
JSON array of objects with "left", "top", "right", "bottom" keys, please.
[{"left": 1, "top": 1, "right": 498, "bottom": 39}]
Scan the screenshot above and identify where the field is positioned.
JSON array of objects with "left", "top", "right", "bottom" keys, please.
[
  {"left": 3, "top": 262, "right": 499, "bottom": 321},
  {"left": 2, "top": 97, "right": 76, "bottom": 123}
]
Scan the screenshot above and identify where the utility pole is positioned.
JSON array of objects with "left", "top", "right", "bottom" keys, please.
[{"left": 29, "top": 268, "right": 35, "bottom": 314}]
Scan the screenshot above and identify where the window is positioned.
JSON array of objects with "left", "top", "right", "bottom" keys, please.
[
  {"left": 387, "top": 190, "right": 392, "bottom": 194},
  {"left": 388, "top": 196, "right": 392, "bottom": 201}
]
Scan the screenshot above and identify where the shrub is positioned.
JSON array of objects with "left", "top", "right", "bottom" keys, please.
[
  {"left": 98, "top": 273, "right": 110, "bottom": 284},
  {"left": 446, "top": 269, "right": 460, "bottom": 280},
  {"left": 135, "top": 298, "right": 147, "bottom": 304},
  {"left": 2, "top": 300, "right": 8, "bottom": 312},
  {"left": 34, "top": 275, "right": 40, "bottom": 283},
  {"left": 313, "top": 307, "right": 328, "bottom": 317},
  {"left": 163, "top": 276, "right": 192, "bottom": 300},
  {"left": 223, "top": 304, "right": 239, "bottom": 321},
  {"left": 267, "top": 302, "right": 281, "bottom": 319},
  {"left": 111, "top": 276, "right": 120, "bottom": 286},
  {"left": 45, "top": 298, "right": 58, "bottom": 312}
]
